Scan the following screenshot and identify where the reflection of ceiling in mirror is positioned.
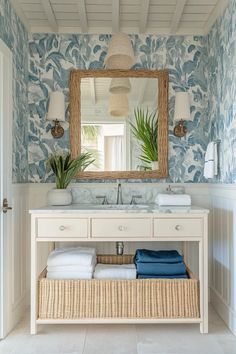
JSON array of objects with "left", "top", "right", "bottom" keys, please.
[{"left": 81, "top": 78, "right": 158, "bottom": 119}]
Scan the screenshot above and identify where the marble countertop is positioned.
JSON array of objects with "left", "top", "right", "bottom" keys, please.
[{"left": 29, "top": 204, "right": 209, "bottom": 214}]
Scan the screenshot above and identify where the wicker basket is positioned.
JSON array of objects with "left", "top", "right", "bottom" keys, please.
[{"left": 38, "top": 255, "right": 200, "bottom": 320}]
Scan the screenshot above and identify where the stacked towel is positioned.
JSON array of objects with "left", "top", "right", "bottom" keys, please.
[
  {"left": 204, "top": 141, "right": 218, "bottom": 179},
  {"left": 155, "top": 194, "right": 191, "bottom": 206},
  {"left": 46, "top": 247, "right": 96, "bottom": 279},
  {"left": 134, "top": 249, "right": 188, "bottom": 279},
  {"left": 94, "top": 263, "right": 137, "bottom": 280}
]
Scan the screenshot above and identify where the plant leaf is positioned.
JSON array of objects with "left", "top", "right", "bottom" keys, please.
[{"left": 47, "top": 151, "right": 94, "bottom": 188}]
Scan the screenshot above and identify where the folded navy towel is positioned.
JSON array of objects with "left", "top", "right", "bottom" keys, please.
[
  {"left": 134, "top": 249, "right": 183, "bottom": 264},
  {"left": 136, "top": 261, "right": 186, "bottom": 276},
  {"left": 138, "top": 274, "right": 188, "bottom": 279}
]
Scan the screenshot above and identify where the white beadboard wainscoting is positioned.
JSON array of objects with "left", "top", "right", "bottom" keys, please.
[
  {"left": 209, "top": 184, "right": 236, "bottom": 335},
  {"left": 10, "top": 184, "right": 29, "bottom": 330}
]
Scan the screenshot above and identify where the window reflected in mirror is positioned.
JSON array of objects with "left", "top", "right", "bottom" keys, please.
[{"left": 81, "top": 123, "right": 126, "bottom": 171}]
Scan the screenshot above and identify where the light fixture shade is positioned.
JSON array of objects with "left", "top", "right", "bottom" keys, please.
[
  {"left": 47, "top": 91, "right": 65, "bottom": 122},
  {"left": 109, "top": 93, "right": 129, "bottom": 117},
  {"left": 105, "top": 33, "right": 135, "bottom": 69},
  {"left": 174, "top": 92, "right": 191, "bottom": 121},
  {"left": 109, "top": 78, "right": 131, "bottom": 94}
]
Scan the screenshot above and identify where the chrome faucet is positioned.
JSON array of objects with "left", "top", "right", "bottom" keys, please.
[{"left": 116, "top": 183, "right": 123, "bottom": 204}]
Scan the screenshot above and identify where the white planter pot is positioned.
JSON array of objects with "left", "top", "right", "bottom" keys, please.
[
  {"left": 151, "top": 161, "right": 159, "bottom": 170},
  {"left": 47, "top": 189, "right": 72, "bottom": 206}
]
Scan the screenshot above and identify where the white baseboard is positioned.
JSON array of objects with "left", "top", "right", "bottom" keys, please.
[{"left": 210, "top": 287, "right": 236, "bottom": 335}]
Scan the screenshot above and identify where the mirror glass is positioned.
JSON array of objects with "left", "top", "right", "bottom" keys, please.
[{"left": 81, "top": 77, "right": 158, "bottom": 172}]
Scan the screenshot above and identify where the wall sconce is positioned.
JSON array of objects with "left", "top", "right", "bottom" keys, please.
[
  {"left": 105, "top": 33, "right": 134, "bottom": 69},
  {"left": 47, "top": 91, "right": 65, "bottom": 139},
  {"left": 173, "top": 92, "right": 191, "bottom": 138}
]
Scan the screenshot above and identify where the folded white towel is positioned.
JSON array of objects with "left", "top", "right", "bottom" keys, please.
[
  {"left": 47, "top": 271, "right": 93, "bottom": 280},
  {"left": 204, "top": 142, "right": 218, "bottom": 179},
  {"left": 94, "top": 263, "right": 137, "bottom": 280},
  {"left": 47, "top": 247, "right": 96, "bottom": 267},
  {"left": 155, "top": 194, "right": 191, "bottom": 206},
  {"left": 47, "top": 263, "right": 96, "bottom": 273}
]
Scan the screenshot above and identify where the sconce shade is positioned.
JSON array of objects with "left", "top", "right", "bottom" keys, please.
[
  {"left": 109, "top": 93, "right": 129, "bottom": 117},
  {"left": 105, "top": 33, "right": 134, "bottom": 69},
  {"left": 174, "top": 92, "right": 191, "bottom": 121},
  {"left": 47, "top": 91, "right": 65, "bottom": 122},
  {"left": 109, "top": 78, "right": 131, "bottom": 94}
]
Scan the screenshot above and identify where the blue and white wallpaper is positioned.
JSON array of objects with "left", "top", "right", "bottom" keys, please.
[
  {"left": 28, "top": 34, "right": 209, "bottom": 183},
  {"left": 208, "top": 0, "right": 236, "bottom": 183},
  {"left": 2, "top": 0, "right": 234, "bottom": 184},
  {"left": 0, "top": 0, "right": 28, "bottom": 182}
]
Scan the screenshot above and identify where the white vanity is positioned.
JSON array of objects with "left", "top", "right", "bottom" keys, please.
[{"left": 30, "top": 204, "right": 208, "bottom": 334}]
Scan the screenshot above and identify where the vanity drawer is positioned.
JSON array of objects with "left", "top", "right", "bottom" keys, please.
[
  {"left": 154, "top": 218, "right": 203, "bottom": 238},
  {"left": 91, "top": 218, "right": 151, "bottom": 238},
  {"left": 37, "top": 218, "right": 88, "bottom": 238}
]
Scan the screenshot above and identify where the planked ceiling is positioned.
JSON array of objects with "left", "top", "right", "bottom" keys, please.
[
  {"left": 10, "top": 0, "right": 229, "bottom": 35},
  {"left": 81, "top": 77, "right": 157, "bottom": 106}
]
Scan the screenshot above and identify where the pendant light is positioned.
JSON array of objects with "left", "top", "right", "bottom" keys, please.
[
  {"left": 109, "top": 93, "right": 129, "bottom": 117},
  {"left": 109, "top": 77, "right": 131, "bottom": 94},
  {"left": 105, "top": 33, "right": 134, "bottom": 70}
]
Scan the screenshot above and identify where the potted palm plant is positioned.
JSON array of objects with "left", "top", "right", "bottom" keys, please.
[
  {"left": 47, "top": 152, "right": 94, "bottom": 205},
  {"left": 130, "top": 108, "right": 158, "bottom": 170}
]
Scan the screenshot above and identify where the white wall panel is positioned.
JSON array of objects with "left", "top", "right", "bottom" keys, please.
[
  {"left": 209, "top": 185, "right": 236, "bottom": 335},
  {"left": 10, "top": 184, "right": 29, "bottom": 329}
]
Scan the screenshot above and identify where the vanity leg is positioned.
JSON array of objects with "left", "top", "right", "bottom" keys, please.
[
  {"left": 183, "top": 241, "right": 188, "bottom": 264},
  {"left": 31, "top": 216, "right": 38, "bottom": 335},
  {"left": 30, "top": 320, "right": 37, "bottom": 335}
]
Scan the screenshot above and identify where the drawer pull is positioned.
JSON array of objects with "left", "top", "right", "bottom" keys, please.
[
  {"left": 175, "top": 225, "right": 181, "bottom": 231},
  {"left": 118, "top": 225, "right": 126, "bottom": 231},
  {"left": 59, "top": 225, "right": 66, "bottom": 231}
]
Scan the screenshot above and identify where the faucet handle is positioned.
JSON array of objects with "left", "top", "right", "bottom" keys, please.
[
  {"left": 96, "top": 195, "right": 109, "bottom": 205},
  {"left": 130, "top": 195, "right": 142, "bottom": 205}
]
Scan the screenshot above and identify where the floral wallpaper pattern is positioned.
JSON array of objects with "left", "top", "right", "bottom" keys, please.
[
  {"left": 28, "top": 34, "right": 209, "bottom": 183},
  {"left": 2, "top": 0, "right": 233, "bottom": 184},
  {"left": 0, "top": 0, "right": 28, "bottom": 182},
  {"left": 208, "top": 0, "right": 236, "bottom": 183}
]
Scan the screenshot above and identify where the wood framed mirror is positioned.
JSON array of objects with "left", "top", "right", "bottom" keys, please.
[{"left": 69, "top": 69, "right": 168, "bottom": 179}]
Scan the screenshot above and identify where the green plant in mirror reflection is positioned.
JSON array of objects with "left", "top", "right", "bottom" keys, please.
[
  {"left": 82, "top": 125, "right": 101, "bottom": 141},
  {"left": 130, "top": 108, "right": 158, "bottom": 168},
  {"left": 81, "top": 125, "right": 102, "bottom": 169}
]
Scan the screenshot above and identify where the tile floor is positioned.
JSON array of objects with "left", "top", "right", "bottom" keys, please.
[{"left": 0, "top": 306, "right": 235, "bottom": 354}]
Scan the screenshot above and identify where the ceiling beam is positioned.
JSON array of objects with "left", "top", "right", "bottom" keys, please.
[
  {"left": 170, "top": 0, "right": 187, "bottom": 34},
  {"left": 138, "top": 78, "right": 148, "bottom": 105},
  {"left": 41, "top": 0, "right": 58, "bottom": 32},
  {"left": 29, "top": 26, "right": 205, "bottom": 36},
  {"left": 77, "top": 0, "right": 88, "bottom": 33},
  {"left": 89, "top": 78, "right": 96, "bottom": 105},
  {"left": 112, "top": 0, "right": 120, "bottom": 33},
  {"left": 204, "top": 0, "right": 229, "bottom": 35},
  {"left": 139, "top": 0, "right": 150, "bottom": 34}
]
